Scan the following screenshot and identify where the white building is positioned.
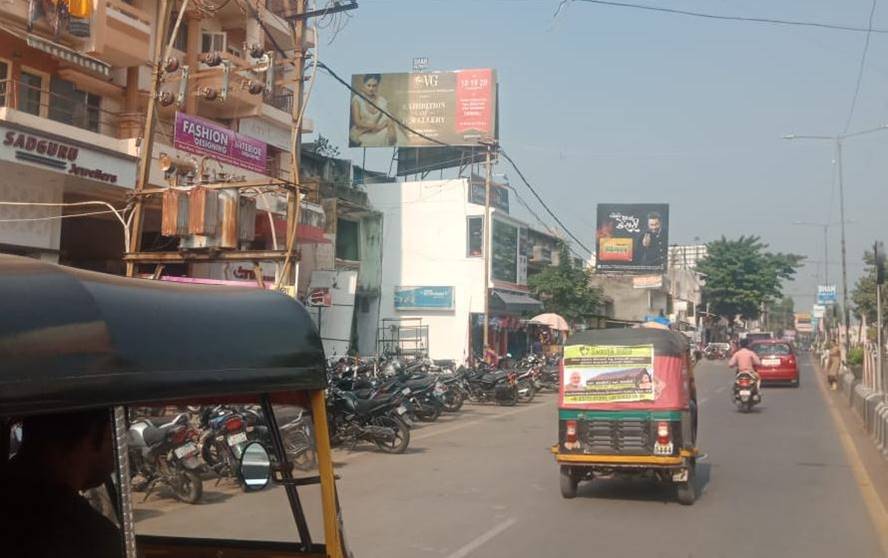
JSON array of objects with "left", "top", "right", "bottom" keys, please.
[{"left": 368, "top": 178, "right": 552, "bottom": 362}]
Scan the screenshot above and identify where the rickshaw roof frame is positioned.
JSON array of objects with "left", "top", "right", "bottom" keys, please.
[
  {"left": 0, "top": 254, "right": 328, "bottom": 418},
  {"left": 565, "top": 327, "right": 690, "bottom": 357}
]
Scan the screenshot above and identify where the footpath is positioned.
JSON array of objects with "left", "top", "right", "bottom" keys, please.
[{"left": 813, "top": 354, "right": 888, "bottom": 552}]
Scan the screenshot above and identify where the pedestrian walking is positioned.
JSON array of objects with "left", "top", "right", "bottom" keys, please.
[{"left": 826, "top": 341, "right": 842, "bottom": 390}]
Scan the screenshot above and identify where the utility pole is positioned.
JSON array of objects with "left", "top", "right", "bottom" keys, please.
[
  {"left": 875, "top": 241, "right": 885, "bottom": 393},
  {"left": 126, "top": 0, "right": 173, "bottom": 277},
  {"left": 480, "top": 139, "right": 496, "bottom": 353},
  {"left": 279, "top": 0, "right": 306, "bottom": 290},
  {"left": 837, "top": 139, "right": 851, "bottom": 357}
]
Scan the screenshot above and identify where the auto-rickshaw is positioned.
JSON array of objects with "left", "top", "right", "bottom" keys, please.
[
  {"left": 551, "top": 325, "right": 699, "bottom": 504},
  {"left": 0, "top": 254, "right": 349, "bottom": 557}
]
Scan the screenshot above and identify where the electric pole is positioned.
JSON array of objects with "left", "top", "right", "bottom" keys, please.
[{"left": 479, "top": 138, "right": 498, "bottom": 353}]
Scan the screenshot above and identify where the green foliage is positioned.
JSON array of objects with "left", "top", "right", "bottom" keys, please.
[
  {"left": 527, "top": 243, "right": 602, "bottom": 323},
  {"left": 696, "top": 236, "right": 804, "bottom": 321},
  {"left": 847, "top": 346, "right": 864, "bottom": 366},
  {"left": 851, "top": 248, "right": 887, "bottom": 327},
  {"left": 313, "top": 134, "right": 341, "bottom": 158},
  {"left": 767, "top": 296, "right": 795, "bottom": 332}
]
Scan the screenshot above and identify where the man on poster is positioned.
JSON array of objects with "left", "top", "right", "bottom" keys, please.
[{"left": 639, "top": 211, "right": 667, "bottom": 268}]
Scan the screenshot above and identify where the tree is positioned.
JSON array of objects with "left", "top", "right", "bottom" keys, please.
[
  {"left": 696, "top": 236, "right": 804, "bottom": 322},
  {"left": 851, "top": 247, "right": 886, "bottom": 328},
  {"left": 767, "top": 296, "right": 795, "bottom": 333},
  {"left": 312, "top": 134, "right": 340, "bottom": 158},
  {"left": 528, "top": 243, "right": 603, "bottom": 324}
]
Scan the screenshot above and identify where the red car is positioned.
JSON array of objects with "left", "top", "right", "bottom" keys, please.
[{"left": 751, "top": 340, "right": 800, "bottom": 386}]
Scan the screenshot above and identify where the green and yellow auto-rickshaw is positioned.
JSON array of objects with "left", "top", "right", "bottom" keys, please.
[
  {"left": 552, "top": 325, "right": 699, "bottom": 504},
  {"left": 0, "top": 254, "right": 350, "bottom": 557}
]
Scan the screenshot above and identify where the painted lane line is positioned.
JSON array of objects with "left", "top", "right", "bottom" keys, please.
[
  {"left": 444, "top": 517, "right": 518, "bottom": 558},
  {"left": 812, "top": 358, "right": 888, "bottom": 555}
]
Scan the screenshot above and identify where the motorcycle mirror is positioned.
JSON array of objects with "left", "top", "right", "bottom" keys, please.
[{"left": 238, "top": 442, "right": 272, "bottom": 492}]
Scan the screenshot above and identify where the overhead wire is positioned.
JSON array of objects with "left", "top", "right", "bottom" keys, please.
[
  {"left": 842, "top": 0, "right": 878, "bottom": 134},
  {"left": 566, "top": 0, "right": 888, "bottom": 34}
]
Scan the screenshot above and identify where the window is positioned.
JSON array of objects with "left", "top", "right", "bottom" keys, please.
[
  {"left": 336, "top": 219, "right": 359, "bottom": 261},
  {"left": 49, "top": 77, "right": 101, "bottom": 133},
  {"left": 0, "top": 60, "right": 9, "bottom": 106},
  {"left": 492, "top": 219, "right": 518, "bottom": 283},
  {"left": 467, "top": 216, "right": 483, "bottom": 257},
  {"left": 168, "top": 17, "right": 188, "bottom": 51},
  {"left": 202, "top": 31, "right": 227, "bottom": 54},
  {"left": 18, "top": 70, "right": 45, "bottom": 116},
  {"left": 752, "top": 343, "right": 792, "bottom": 356}
]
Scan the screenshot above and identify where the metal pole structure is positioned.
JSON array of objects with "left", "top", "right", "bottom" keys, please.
[
  {"left": 279, "top": 0, "right": 306, "bottom": 290},
  {"left": 877, "top": 278, "right": 883, "bottom": 393},
  {"left": 836, "top": 138, "right": 851, "bottom": 357},
  {"left": 482, "top": 143, "right": 492, "bottom": 352},
  {"left": 126, "top": 0, "right": 172, "bottom": 277},
  {"left": 823, "top": 224, "right": 829, "bottom": 285}
]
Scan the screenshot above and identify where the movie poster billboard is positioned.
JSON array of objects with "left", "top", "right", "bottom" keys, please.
[
  {"left": 596, "top": 203, "right": 669, "bottom": 273},
  {"left": 348, "top": 69, "right": 496, "bottom": 147},
  {"left": 561, "top": 345, "right": 656, "bottom": 405}
]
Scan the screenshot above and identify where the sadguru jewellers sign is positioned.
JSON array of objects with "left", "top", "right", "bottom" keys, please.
[
  {"left": 1, "top": 129, "right": 133, "bottom": 185},
  {"left": 174, "top": 112, "right": 267, "bottom": 174}
]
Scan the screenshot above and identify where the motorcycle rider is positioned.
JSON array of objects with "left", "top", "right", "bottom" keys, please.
[{"left": 729, "top": 338, "right": 762, "bottom": 388}]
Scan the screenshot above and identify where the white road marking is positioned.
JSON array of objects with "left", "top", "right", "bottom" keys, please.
[{"left": 444, "top": 517, "right": 518, "bottom": 558}]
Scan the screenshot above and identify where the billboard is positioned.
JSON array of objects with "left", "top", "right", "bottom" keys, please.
[
  {"left": 394, "top": 286, "right": 455, "bottom": 311},
  {"left": 561, "top": 344, "right": 656, "bottom": 405},
  {"left": 817, "top": 285, "right": 837, "bottom": 305},
  {"left": 348, "top": 69, "right": 496, "bottom": 147},
  {"left": 596, "top": 204, "right": 670, "bottom": 273},
  {"left": 174, "top": 112, "right": 267, "bottom": 174},
  {"left": 812, "top": 304, "right": 826, "bottom": 319},
  {"left": 795, "top": 312, "right": 813, "bottom": 333}
]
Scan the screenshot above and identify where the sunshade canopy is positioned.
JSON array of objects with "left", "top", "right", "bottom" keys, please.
[
  {"left": 0, "top": 255, "right": 327, "bottom": 417},
  {"left": 490, "top": 289, "right": 542, "bottom": 314},
  {"left": 566, "top": 326, "right": 689, "bottom": 357},
  {"left": 531, "top": 312, "right": 569, "bottom": 331}
]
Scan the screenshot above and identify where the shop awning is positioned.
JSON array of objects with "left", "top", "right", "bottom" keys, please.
[
  {"left": 490, "top": 289, "right": 543, "bottom": 314},
  {"left": 26, "top": 34, "right": 110, "bottom": 78}
]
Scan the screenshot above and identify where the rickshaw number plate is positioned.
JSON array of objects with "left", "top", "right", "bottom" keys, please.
[
  {"left": 174, "top": 442, "right": 198, "bottom": 458},
  {"left": 227, "top": 432, "right": 248, "bottom": 446},
  {"left": 672, "top": 469, "right": 689, "bottom": 482},
  {"left": 654, "top": 442, "right": 674, "bottom": 456}
]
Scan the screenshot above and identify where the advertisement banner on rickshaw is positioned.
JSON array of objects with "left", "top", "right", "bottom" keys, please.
[{"left": 561, "top": 345, "right": 656, "bottom": 405}]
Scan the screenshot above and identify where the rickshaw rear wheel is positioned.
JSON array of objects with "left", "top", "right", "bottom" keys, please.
[
  {"left": 560, "top": 466, "right": 579, "bottom": 499},
  {"left": 675, "top": 459, "right": 697, "bottom": 506}
]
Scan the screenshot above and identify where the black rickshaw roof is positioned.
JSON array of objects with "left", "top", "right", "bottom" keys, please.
[
  {"left": 0, "top": 255, "right": 327, "bottom": 417},
  {"left": 565, "top": 327, "right": 689, "bottom": 357}
]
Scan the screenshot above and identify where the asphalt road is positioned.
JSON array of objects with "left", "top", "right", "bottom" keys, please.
[{"left": 136, "top": 358, "right": 886, "bottom": 557}]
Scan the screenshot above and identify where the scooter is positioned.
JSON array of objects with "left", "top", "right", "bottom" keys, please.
[{"left": 733, "top": 371, "right": 761, "bottom": 413}]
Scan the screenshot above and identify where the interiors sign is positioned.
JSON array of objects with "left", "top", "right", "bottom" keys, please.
[
  {"left": 174, "top": 112, "right": 267, "bottom": 174},
  {"left": 0, "top": 127, "right": 136, "bottom": 186}
]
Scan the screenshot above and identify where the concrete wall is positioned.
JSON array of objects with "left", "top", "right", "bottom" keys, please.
[
  {"left": 368, "top": 179, "right": 486, "bottom": 362},
  {"left": 588, "top": 274, "right": 669, "bottom": 322}
]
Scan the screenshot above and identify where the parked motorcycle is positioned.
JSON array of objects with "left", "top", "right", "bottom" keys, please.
[
  {"left": 127, "top": 413, "right": 203, "bottom": 504},
  {"left": 733, "top": 371, "right": 761, "bottom": 413},
  {"left": 327, "top": 387, "right": 411, "bottom": 453},
  {"left": 458, "top": 364, "right": 519, "bottom": 406}
]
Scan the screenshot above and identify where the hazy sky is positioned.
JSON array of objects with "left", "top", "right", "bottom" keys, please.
[{"left": 307, "top": 0, "right": 888, "bottom": 311}]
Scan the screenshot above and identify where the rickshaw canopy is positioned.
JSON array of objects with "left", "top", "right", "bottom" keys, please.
[
  {"left": 565, "top": 327, "right": 689, "bottom": 356},
  {"left": 0, "top": 255, "right": 327, "bottom": 417}
]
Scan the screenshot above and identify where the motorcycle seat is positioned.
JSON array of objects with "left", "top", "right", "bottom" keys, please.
[
  {"left": 353, "top": 396, "right": 395, "bottom": 415},
  {"left": 141, "top": 422, "right": 180, "bottom": 447},
  {"left": 405, "top": 377, "right": 435, "bottom": 390}
]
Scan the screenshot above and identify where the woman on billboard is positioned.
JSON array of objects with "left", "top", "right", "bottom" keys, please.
[{"left": 349, "top": 74, "right": 397, "bottom": 147}]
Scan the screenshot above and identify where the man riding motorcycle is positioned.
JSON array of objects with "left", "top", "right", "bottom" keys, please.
[{"left": 729, "top": 338, "right": 762, "bottom": 387}]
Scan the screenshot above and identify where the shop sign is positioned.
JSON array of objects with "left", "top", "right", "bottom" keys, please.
[
  {"left": 812, "top": 304, "right": 826, "bottom": 319},
  {"left": 394, "top": 286, "right": 454, "bottom": 311},
  {"left": 174, "top": 112, "right": 267, "bottom": 174},
  {"left": 632, "top": 275, "right": 663, "bottom": 289},
  {"left": 817, "top": 285, "right": 837, "bottom": 305},
  {"left": 0, "top": 127, "right": 135, "bottom": 186},
  {"left": 308, "top": 287, "right": 332, "bottom": 307}
]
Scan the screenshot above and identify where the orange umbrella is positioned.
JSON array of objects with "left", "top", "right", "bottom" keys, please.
[{"left": 531, "top": 313, "right": 570, "bottom": 332}]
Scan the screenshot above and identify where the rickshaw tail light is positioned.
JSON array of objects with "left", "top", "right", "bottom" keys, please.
[
  {"left": 565, "top": 420, "right": 578, "bottom": 444},
  {"left": 656, "top": 421, "right": 670, "bottom": 445},
  {"left": 225, "top": 416, "right": 245, "bottom": 432}
]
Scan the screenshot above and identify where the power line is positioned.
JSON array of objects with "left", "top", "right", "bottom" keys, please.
[
  {"left": 842, "top": 0, "right": 878, "bottom": 134},
  {"left": 498, "top": 149, "right": 592, "bottom": 255},
  {"left": 568, "top": 0, "right": 888, "bottom": 34}
]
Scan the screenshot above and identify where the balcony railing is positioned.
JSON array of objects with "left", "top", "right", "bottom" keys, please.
[
  {"left": 266, "top": 93, "right": 293, "bottom": 113},
  {"left": 0, "top": 78, "right": 123, "bottom": 137}
]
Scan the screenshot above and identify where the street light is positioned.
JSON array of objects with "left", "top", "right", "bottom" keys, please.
[{"left": 783, "top": 124, "right": 888, "bottom": 356}]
